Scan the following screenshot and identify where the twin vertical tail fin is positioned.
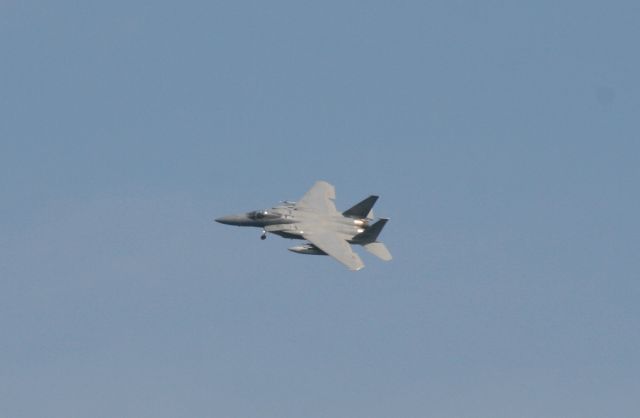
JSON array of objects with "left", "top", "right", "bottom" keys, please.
[
  {"left": 345, "top": 197, "right": 392, "bottom": 262},
  {"left": 343, "top": 195, "right": 378, "bottom": 219}
]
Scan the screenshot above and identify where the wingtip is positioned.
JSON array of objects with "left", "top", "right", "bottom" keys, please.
[{"left": 350, "top": 262, "right": 365, "bottom": 271}]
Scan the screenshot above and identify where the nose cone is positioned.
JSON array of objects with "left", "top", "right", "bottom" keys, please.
[{"left": 215, "top": 214, "right": 250, "bottom": 226}]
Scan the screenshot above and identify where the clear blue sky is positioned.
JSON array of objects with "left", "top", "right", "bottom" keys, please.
[{"left": 2, "top": 1, "right": 639, "bottom": 417}]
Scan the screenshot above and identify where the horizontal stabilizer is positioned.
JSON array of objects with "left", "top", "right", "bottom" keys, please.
[
  {"left": 343, "top": 195, "right": 378, "bottom": 219},
  {"left": 364, "top": 242, "right": 392, "bottom": 261}
]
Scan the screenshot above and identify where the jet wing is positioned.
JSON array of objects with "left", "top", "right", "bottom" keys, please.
[
  {"left": 296, "top": 181, "right": 338, "bottom": 214},
  {"left": 303, "top": 231, "right": 364, "bottom": 271}
]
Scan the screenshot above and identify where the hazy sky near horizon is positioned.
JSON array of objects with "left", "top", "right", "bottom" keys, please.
[{"left": 2, "top": 1, "right": 639, "bottom": 417}]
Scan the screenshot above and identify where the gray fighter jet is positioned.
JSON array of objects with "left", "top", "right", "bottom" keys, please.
[{"left": 215, "top": 181, "right": 391, "bottom": 271}]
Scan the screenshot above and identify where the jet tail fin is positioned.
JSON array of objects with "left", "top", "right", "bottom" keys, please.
[
  {"left": 353, "top": 218, "right": 388, "bottom": 243},
  {"left": 364, "top": 242, "right": 392, "bottom": 261},
  {"left": 343, "top": 195, "right": 378, "bottom": 219},
  {"left": 354, "top": 219, "right": 391, "bottom": 260}
]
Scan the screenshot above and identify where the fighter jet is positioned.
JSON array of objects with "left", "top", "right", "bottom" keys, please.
[{"left": 215, "top": 181, "right": 391, "bottom": 271}]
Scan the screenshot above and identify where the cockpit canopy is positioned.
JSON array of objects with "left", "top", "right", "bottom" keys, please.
[{"left": 247, "top": 210, "right": 281, "bottom": 221}]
